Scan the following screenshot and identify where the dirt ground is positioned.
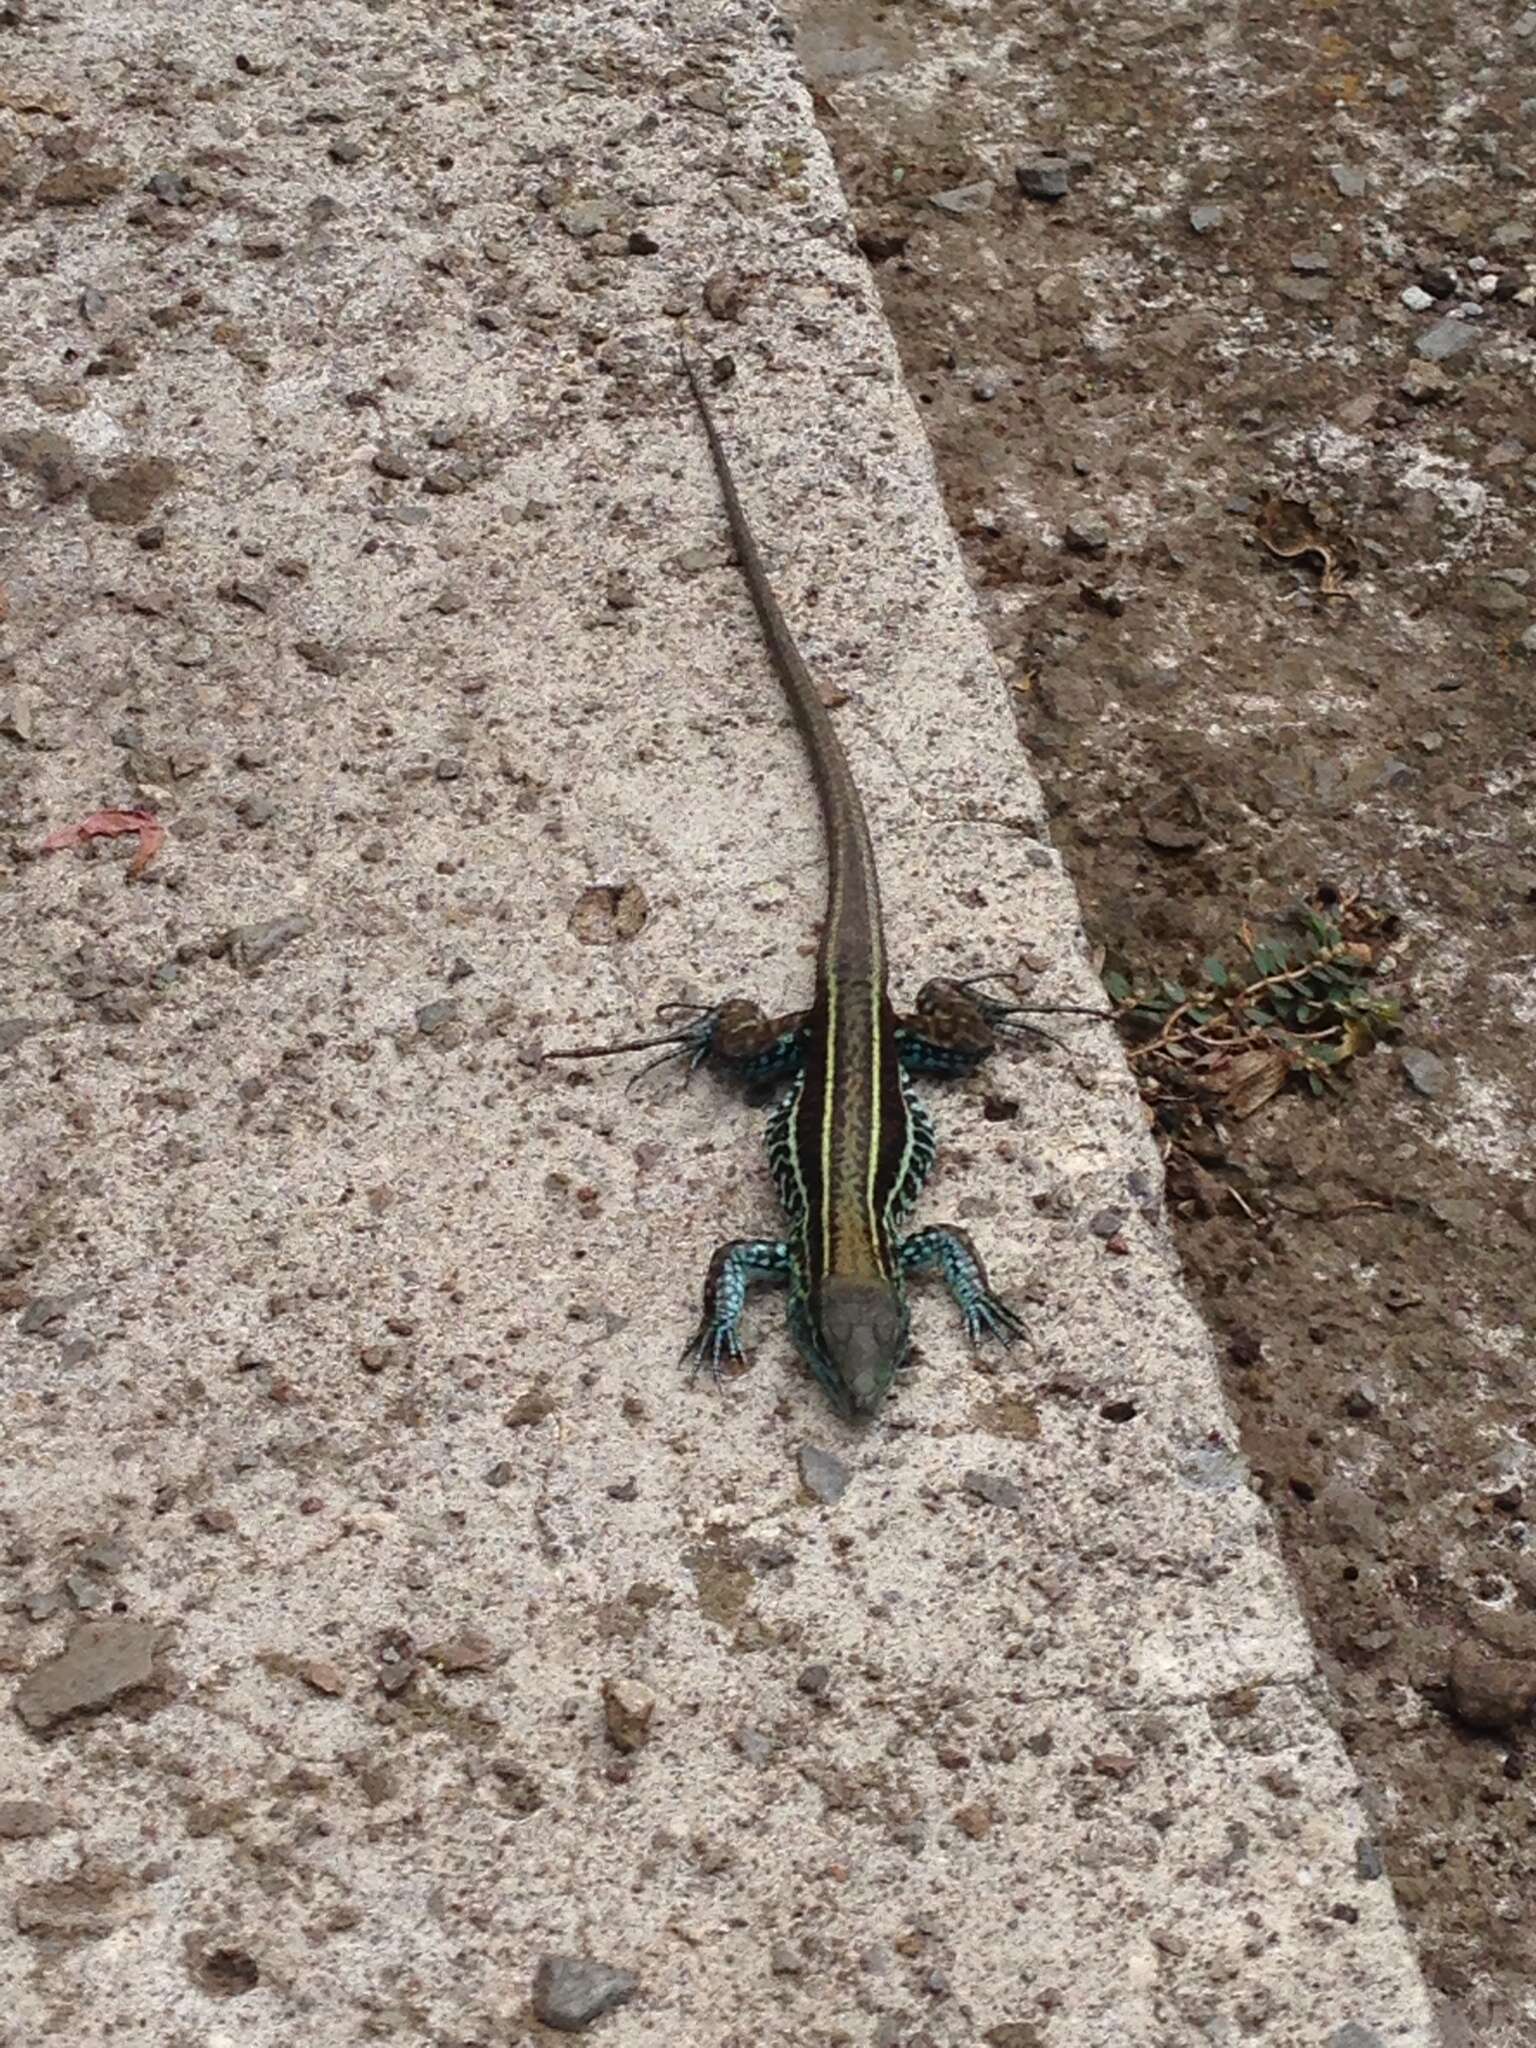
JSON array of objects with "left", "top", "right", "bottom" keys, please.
[{"left": 793, "top": 1, "right": 1536, "bottom": 2039}]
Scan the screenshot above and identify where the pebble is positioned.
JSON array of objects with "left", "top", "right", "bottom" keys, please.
[
  {"left": 1417, "top": 317, "right": 1476, "bottom": 361},
  {"left": 14, "top": 1619, "right": 166, "bottom": 1732},
  {"left": 1398, "top": 362, "right": 1451, "bottom": 404},
  {"left": 963, "top": 1471, "right": 1024, "bottom": 1513},
  {"left": 1399, "top": 285, "right": 1434, "bottom": 312},
  {"left": 418, "top": 992, "right": 460, "bottom": 1037},
  {"left": 1188, "top": 204, "right": 1224, "bottom": 234},
  {"left": 930, "top": 180, "right": 994, "bottom": 218},
  {"left": 798, "top": 1444, "right": 851, "bottom": 1504},
  {"left": 1400, "top": 1048, "right": 1450, "bottom": 1099},
  {"left": 0, "top": 1801, "right": 61, "bottom": 1839},
  {"left": 602, "top": 1676, "right": 657, "bottom": 1752},
  {"left": 225, "top": 915, "right": 312, "bottom": 972},
  {"left": 1448, "top": 1639, "right": 1536, "bottom": 1732},
  {"left": 532, "top": 1955, "right": 638, "bottom": 2032},
  {"left": 1088, "top": 1207, "right": 1126, "bottom": 1239},
  {"left": 1016, "top": 158, "right": 1071, "bottom": 203},
  {"left": 1330, "top": 164, "right": 1367, "bottom": 199},
  {"left": 1064, "top": 514, "right": 1110, "bottom": 559},
  {"left": 1290, "top": 248, "right": 1332, "bottom": 274},
  {"left": 425, "top": 1629, "right": 498, "bottom": 1674}
]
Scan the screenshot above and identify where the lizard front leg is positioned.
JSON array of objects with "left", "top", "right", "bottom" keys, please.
[
  {"left": 897, "top": 975, "right": 1106, "bottom": 1077},
  {"left": 683, "top": 1238, "right": 794, "bottom": 1382},
  {"left": 901, "top": 1224, "right": 1028, "bottom": 1350}
]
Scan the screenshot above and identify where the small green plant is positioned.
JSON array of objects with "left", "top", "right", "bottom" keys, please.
[{"left": 1104, "top": 894, "right": 1399, "bottom": 1127}]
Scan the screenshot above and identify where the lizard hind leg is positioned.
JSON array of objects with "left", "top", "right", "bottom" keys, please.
[
  {"left": 545, "top": 997, "right": 808, "bottom": 1093},
  {"left": 898, "top": 974, "right": 1109, "bottom": 1074}
]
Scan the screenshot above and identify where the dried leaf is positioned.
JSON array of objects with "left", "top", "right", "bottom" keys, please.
[
  {"left": 41, "top": 808, "right": 166, "bottom": 880},
  {"left": 1205, "top": 1046, "right": 1293, "bottom": 1119}
]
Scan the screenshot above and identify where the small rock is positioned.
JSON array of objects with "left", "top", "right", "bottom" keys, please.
[
  {"left": 1016, "top": 157, "right": 1072, "bottom": 202},
  {"left": 16, "top": 1874, "right": 137, "bottom": 1942},
  {"left": 930, "top": 180, "right": 995, "bottom": 218},
  {"left": 1277, "top": 276, "right": 1332, "bottom": 305},
  {"left": 329, "top": 137, "right": 366, "bottom": 165},
  {"left": 798, "top": 1444, "right": 851, "bottom": 1505},
  {"left": 424, "top": 1630, "right": 498, "bottom": 1674},
  {"left": 558, "top": 201, "right": 609, "bottom": 240},
  {"left": 963, "top": 1471, "right": 1024, "bottom": 1513},
  {"left": 1290, "top": 247, "right": 1332, "bottom": 274},
  {"left": 1188, "top": 204, "right": 1224, "bottom": 234},
  {"left": 626, "top": 228, "right": 660, "bottom": 255},
  {"left": 1330, "top": 164, "right": 1367, "bottom": 198},
  {"left": 415, "top": 999, "right": 459, "bottom": 1035},
  {"left": 0, "top": 1017, "right": 43, "bottom": 1054},
  {"left": 1140, "top": 815, "right": 1205, "bottom": 854},
  {"left": 1417, "top": 317, "right": 1477, "bottom": 362},
  {"left": 146, "top": 169, "right": 191, "bottom": 206},
  {"left": 1399, "top": 362, "right": 1451, "bottom": 404},
  {"left": 1063, "top": 514, "right": 1110, "bottom": 559},
  {"left": 1399, "top": 1048, "right": 1450, "bottom": 1099},
  {"left": 235, "top": 795, "right": 276, "bottom": 828},
  {"left": 1355, "top": 1837, "right": 1385, "bottom": 1880},
  {"left": 0, "top": 1799, "right": 61, "bottom": 1839},
  {"left": 1464, "top": 577, "right": 1527, "bottom": 624},
  {"left": 1400, "top": 285, "right": 1435, "bottom": 312},
  {"left": 18, "top": 1295, "right": 70, "bottom": 1337},
  {"left": 532, "top": 1955, "right": 638, "bottom": 2032},
  {"left": 0, "top": 683, "right": 40, "bottom": 742},
  {"left": 602, "top": 1676, "right": 656, "bottom": 1753},
  {"left": 14, "top": 1619, "right": 167, "bottom": 1732},
  {"left": 296, "top": 1658, "right": 345, "bottom": 1696},
  {"left": 485, "top": 1460, "right": 514, "bottom": 1488},
  {"left": 1448, "top": 1639, "right": 1536, "bottom": 1732},
  {"left": 294, "top": 640, "right": 351, "bottom": 677},
  {"left": 86, "top": 457, "right": 177, "bottom": 526},
  {"left": 796, "top": 1662, "right": 832, "bottom": 1698},
  {"left": 1, "top": 428, "right": 84, "bottom": 502},
  {"left": 35, "top": 161, "right": 128, "bottom": 207},
  {"left": 1088, "top": 1207, "right": 1125, "bottom": 1239},
  {"left": 372, "top": 447, "right": 414, "bottom": 480},
  {"left": 225, "top": 916, "right": 312, "bottom": 972}
]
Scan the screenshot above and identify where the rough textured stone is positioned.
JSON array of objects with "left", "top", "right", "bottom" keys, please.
[
  {"left": 532, "top": 1954, "right": 639, "bottom": 2031},
  {"left": 14, "top": 1621, "right": 166, "bottom": 1733}
]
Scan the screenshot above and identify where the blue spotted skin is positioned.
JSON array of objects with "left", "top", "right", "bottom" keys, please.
[{"left": 679, "top": 982, "right": 1031, "bottom": 1420}]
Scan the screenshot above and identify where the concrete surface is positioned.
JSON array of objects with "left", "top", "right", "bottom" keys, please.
[{"left": 0, "top": 1, "right": 1437, "bottom": 2043}]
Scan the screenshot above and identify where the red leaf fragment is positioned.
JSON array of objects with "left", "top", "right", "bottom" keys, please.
[{"left": 41, "top": 807, "right": 166, "bottom": 879}]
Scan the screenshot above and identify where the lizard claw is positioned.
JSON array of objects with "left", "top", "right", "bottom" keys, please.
[{"left": 682, "top": 1321, "right": 746, "bottom": 1386}]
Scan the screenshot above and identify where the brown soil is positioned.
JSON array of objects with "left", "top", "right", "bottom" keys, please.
[{"left": 794, "top": 1, "right": 1536, "bottom": 2038}]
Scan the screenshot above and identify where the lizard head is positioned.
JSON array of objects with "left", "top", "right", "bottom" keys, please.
[{"left": 804, "top": 1278, "right": 911, "bottom": 1421}]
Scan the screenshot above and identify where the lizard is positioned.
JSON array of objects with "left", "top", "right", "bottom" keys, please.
[{"left": 550, "top": 352, "right": 1100, "bottom": 1422}]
